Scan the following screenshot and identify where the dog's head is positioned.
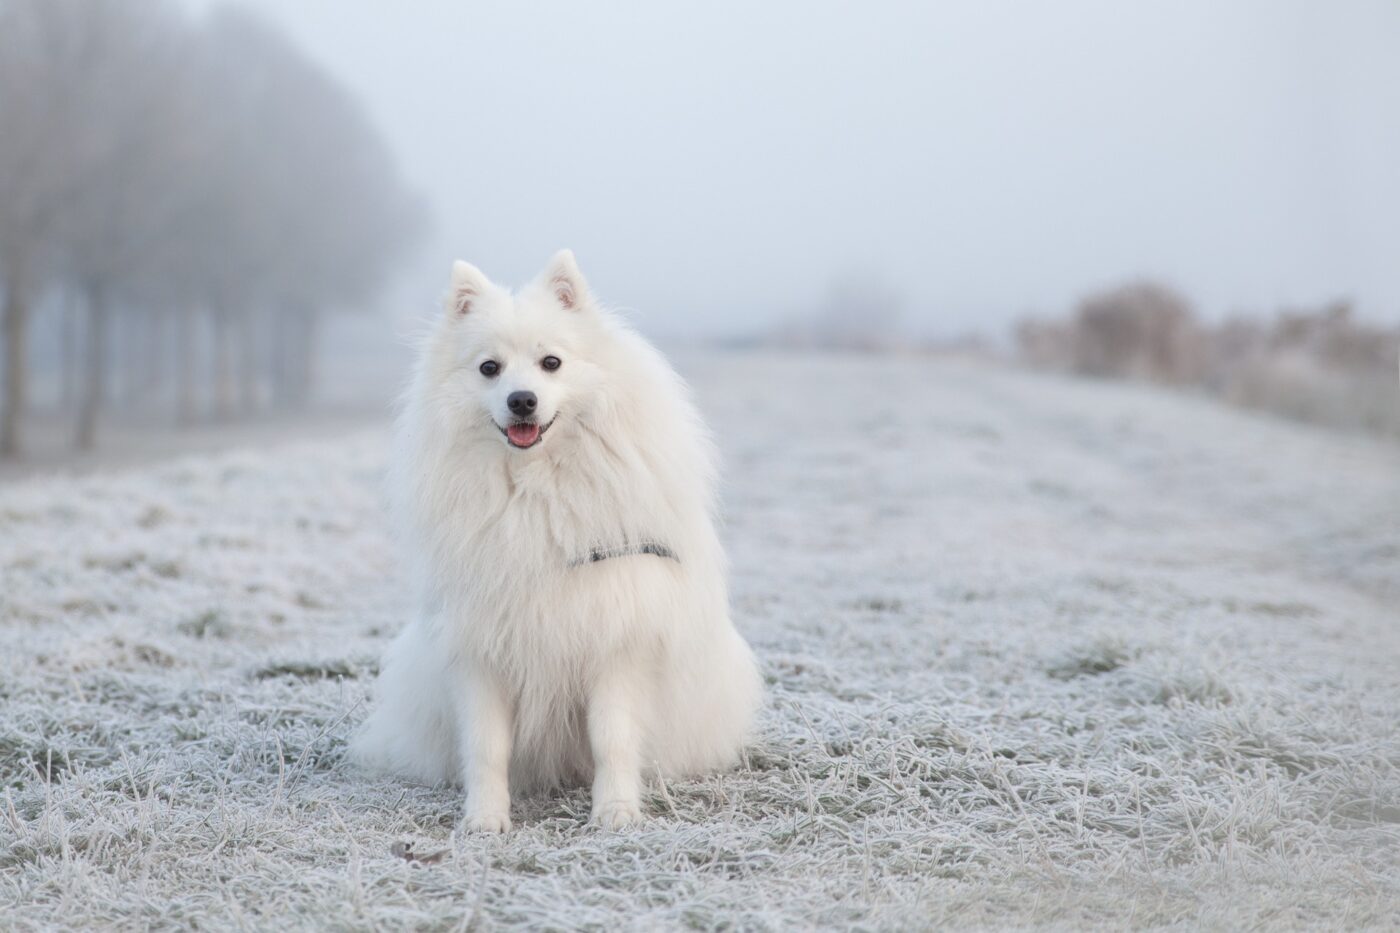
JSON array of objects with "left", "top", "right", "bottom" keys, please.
[{"left": 425, "top": 250, "right": 606, "bottom": 452}]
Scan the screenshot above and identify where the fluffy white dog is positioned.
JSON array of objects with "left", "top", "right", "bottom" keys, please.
[{"left": 352, "top": 251, "right": 762, "bottom": 831}]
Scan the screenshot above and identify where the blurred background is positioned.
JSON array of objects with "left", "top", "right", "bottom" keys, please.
[{"left": 1, "top": 0, "right": 1397, "bottom": 473}]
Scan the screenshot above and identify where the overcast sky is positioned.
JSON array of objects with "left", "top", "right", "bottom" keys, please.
[{"left": 187, "top": 0, "right": 1400, "bottom": 338}]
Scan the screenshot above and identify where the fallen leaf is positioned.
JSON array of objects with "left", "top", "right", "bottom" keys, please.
[{"left": 390, "top": 841, "right": 448, "bottom": 865}]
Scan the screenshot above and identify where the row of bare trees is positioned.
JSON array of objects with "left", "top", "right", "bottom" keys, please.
[
  {"left": 1017, "top": 282, "right": 1400, "bottom": 437},
  {"left": 0, "top": 0, "right": 423, "bottom": 457}
]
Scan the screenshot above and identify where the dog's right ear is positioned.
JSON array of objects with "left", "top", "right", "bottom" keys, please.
[{"left": 447, "top": 260, "right": 489, "bottom": 316}]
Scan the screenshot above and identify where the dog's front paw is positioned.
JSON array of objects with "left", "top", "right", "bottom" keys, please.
[
  {"left": 464, "top": 810, "right": 512, "bottom": 833},
  {"left": 591, "top": 799, "right": 644, "bottom": 830}
]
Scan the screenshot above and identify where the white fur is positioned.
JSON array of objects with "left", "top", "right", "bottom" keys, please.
[{"left": 351, "top": 251, "right": 763, "bottom": 831}]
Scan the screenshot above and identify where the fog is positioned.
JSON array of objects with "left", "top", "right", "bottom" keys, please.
[
  {"left": 189, "top": 0, "right": 1400, "bottom": 337},
  {"left": 4, "top": 0, "right": 1397, "bottom": 464}
]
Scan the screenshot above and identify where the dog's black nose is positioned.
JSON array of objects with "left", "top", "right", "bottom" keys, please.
[{"left": 507, "top": 391, "right": 538, "bottom": 416}]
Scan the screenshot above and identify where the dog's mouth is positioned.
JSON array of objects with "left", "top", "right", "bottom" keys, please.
[{"left": 498, "top": 417, "right": 556, "bottom": 449}]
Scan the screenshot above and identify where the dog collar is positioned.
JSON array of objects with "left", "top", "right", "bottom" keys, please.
[{"left": 569, "top": 539, "right": 679, "bottom": 568}]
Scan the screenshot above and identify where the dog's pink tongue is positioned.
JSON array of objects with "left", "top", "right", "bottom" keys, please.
[{"left": 507, "top": 423, "right": 540, "bottom": 447}]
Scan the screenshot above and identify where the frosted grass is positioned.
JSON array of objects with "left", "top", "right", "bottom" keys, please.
[{"left": 2, "top": 354, "right": 1397, "bottom": 930}]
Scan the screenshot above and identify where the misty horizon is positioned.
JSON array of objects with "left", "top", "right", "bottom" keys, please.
[
  {"left": 184, "top": 0, "right": 1400, "bottom": 339},
  {"left": 4, "top": 0, "right": 1397, "bottom": 464}
]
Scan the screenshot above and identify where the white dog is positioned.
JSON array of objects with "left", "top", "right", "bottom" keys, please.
[{"left": 351, "top": 251, "right": 762, "bottom": 831}]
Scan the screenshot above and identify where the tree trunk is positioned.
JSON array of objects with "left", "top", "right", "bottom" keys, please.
[
  {"left": 127, "top": 306, "right": 151, "bottom": 405},
  {"left": 0, "top": 279, "right": 30, "bottom": 458},
  {"left": 120, "top": 306, "right": 140, "bottom": 406},
  {"left": 212, "top": 307, "right": 234, "bottom": 420},
  {"left": 75, "top": 285, "right": 107, "bottom": 451},
  {"left": 238, "top": 308, "right": 257, "bottom": 415},
  {"left": 60, "top": 289, "right": 79, "bottom": 412},
  {"left": 175, "top": 309, "right": 196, "bottom": 425},
  {"left": 289, "top": 306, "right": 318, "bottom": 409},
  {"left": 270, "top": 304, "right": 303, "bottom": 408},
  {"left": 270, "top": 307, "right": 290, "bottom": 407},
  {"left": 146, "top": 308, "right": 167, "bottom": 403}
]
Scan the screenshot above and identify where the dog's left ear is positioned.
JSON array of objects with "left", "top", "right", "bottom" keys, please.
[{"left": 545, "top": 249, "right": 590, "bottom": 310}]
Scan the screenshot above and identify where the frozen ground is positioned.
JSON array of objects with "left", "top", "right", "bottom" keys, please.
[{"left": 1, "top": 353, "right": 1398, "bottom": 930}]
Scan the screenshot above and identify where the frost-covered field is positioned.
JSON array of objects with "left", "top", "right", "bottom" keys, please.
[{"left": 2, "top": 353, "right": 1398, "bottom": 930}]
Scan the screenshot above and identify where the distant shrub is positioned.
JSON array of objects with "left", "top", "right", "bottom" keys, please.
[
  {"left": 1018, "top": 286, "right": 1400, "bottom": 438},
  {"left": 1214, "top": 302, "right": 1399, "bottom": 435},
  {"left": 1068, "top": 282, "right": 1202, "bottom": 384}
]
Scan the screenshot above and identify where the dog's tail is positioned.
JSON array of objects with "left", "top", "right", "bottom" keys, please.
[{"left": 349, "top": 617, "right": 459, "bottom": 786}]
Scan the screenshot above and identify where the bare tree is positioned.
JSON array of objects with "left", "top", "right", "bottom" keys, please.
[
  {"left": 199, "top": 7, "right": 424, "bottom": 410},
  {"left": 0, "top": 0, "right": 424, "bottom": 456},
  {"left": 0, "top": 0, "right": 87, "bottom": 455},
  {"left": 50, "top": 0, "right": 188, "bottom": 448},
  {"left": 178, "top": 6, "right": 424, "bottom": 417}
]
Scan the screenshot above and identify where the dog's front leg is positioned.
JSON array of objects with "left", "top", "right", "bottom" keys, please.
[
  {"left": 587, "top": 658, "right": 645, "bottom": 829},
  {"left": 457, "top": 661, "right": 514, "bottom": 833}
]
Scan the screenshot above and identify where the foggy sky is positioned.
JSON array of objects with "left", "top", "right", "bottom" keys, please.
[{"left": 186, "top": 0, "right": 1400, "bottom": 338}]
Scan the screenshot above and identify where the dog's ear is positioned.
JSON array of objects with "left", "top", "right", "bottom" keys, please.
[
  {"left": 448, "top": 260, "right": 489, "bottom": 316},
  {"left": 544, "top": 249, "right": 589, "bottom": 310}
]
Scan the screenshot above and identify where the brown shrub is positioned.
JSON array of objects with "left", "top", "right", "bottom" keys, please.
[
  {"left": 1069, "top": 282, "right": 1202, "bottom": 384},
  {"left": 1215, "top": 303, "right": 1399, "bottom": 435},
  {"left": 1016, "top": 287, "right": 1400, "bottom": 439}
]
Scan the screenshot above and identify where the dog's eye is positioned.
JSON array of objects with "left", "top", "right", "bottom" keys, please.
[
  {"left": 479, "top": 360, "right": 500, "bottom": 377},
  {"left": 541, "top": 355, "right": 562, "bottom": 372}
]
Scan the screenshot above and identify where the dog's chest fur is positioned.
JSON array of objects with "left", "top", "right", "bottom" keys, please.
[{"left": 415, "top": 437, "right": 690, "bottom": 672}]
